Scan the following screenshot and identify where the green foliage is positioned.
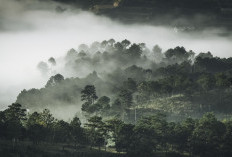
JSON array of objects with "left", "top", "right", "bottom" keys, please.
[
  {"left": 105, "top": 118, "right": 123, "bottom": 143},
  {"left": 81, "top": 85, "right": 98, "bottom": 104},
  {"left": 96, "top": 96, "right": 111, "bottom": 111},
  {"left": 122, "top": 78, "right": 137, "bottom": 93},
  {"left": 16, "top": 39, "right": 232, "bottom": 122},
  {"left": 85, "top": 116, "right": 107, "bottom": 149},
  {"left": 4, "top": 103, "right": 26, "bottom": 122},
  {"left": 27, "top": 112, "right": 46, "bottom": 143},
  {"left": 118, "top": 89, "right": 133, "bottom": 109},
  {"left": 165, "top": 46, "right": 193, "bottom": 64},
  {"left": 2, "top": 103, "right": 27, "bottom": 140},
  {"left": 40, "top": 109, "right": 55, "bottom": 128},
  {"left": 1, "top": 105, "right": 232, "bottom": 157},
  {"left": 70, "top": 116, "right": 85, "bottom": 145},
  {"left": 115, "top": 123, "right": 134, "bottom": 152},
  {"left": 215, "top": 73, "right": 230, "bottom": 88},
  {"left": 81, "top": 85, "right": 98, "bottom": 113},
  {"left": 127, "top": 44, "right": 142, "bottom": 59},
  {"left": 191, "top": 113, "right": 226, "bottom": 157},
  {"left": 45, "top": 74, "right": 64, "bottom": 88},
  {"left": 197, "top": 74, "right": 215, "bottom": 91},
  {"left": 53, "top": 120, "right": 71, "bottom": 142}
]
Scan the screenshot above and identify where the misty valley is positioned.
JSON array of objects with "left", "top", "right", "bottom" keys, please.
[
  {"left": 1, "top": 0, "right": 232, "bottom": 157},
  {"left": 1, "top": 39, "right": 232, "bottom": 157}
]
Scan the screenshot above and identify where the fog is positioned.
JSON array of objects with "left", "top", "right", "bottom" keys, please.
[{"left": 0, "top": 0, "right": 232, "bottom": 110}]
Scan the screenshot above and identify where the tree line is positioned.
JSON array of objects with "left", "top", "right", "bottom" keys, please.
[{"left": 1, "top": 103, "right": 232, "bottom": 157}]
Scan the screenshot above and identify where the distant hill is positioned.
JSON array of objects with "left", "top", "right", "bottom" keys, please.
[{"left": 54, "top": 0, "right": 232, "bottom": 28}]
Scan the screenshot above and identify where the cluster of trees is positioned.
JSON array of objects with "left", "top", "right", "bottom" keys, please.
[
  {"left": 17, "top": 39, "right": 232, "bottom": 118},
  {"left": 1, "top": 103, "right": 232, "bottom": 157},
  {"left": 139, "top": 68, "right": 232, "bottom": 97},
  {"left": 81, "top": 85, "right": 110, "bottom": 114},
  {"left": 64, "top": 39, "right": 152, "bottom": 77},
  {"left": 80, "top": 70, "right": 232, "bottom": 119},
  {"left": 0, "top": 103, "right": 85, "bottom": 147},
  {"left": 80, "top": 84, "right": 134, "bottom": 120}
]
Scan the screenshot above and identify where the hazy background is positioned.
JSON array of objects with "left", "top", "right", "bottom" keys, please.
[{"left": 1, "top": 0, "right": 232, "bottom": 110}]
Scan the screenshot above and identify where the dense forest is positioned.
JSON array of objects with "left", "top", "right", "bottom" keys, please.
[
  {"left": 1, "top": 0, "right": 232, "bottom": 157},
  {"left": 16, "top": 39, "right": 232, "bottom": 121},
  {"left": 2, "top": 39, "right": 232, "bottom": 156}
]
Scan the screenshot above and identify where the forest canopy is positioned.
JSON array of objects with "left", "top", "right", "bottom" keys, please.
[{"left": 15, "top": 39, "right": 232, "bottom": 121}]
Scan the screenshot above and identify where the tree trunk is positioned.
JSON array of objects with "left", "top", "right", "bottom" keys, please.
[{"left": 12, "top": 138, "right": 16, "bottom": 150}]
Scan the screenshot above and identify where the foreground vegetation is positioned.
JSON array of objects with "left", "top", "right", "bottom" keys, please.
[{"left": 1, "top": 103, "right": 232, "bottom": 157}]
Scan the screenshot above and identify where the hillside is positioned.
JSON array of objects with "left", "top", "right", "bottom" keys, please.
[
  {"left": 54, "top": 0, "right": 232, "bottom": 28},
  {"left": 15, "top": 39, "right": 232, "bottom": 121}
]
